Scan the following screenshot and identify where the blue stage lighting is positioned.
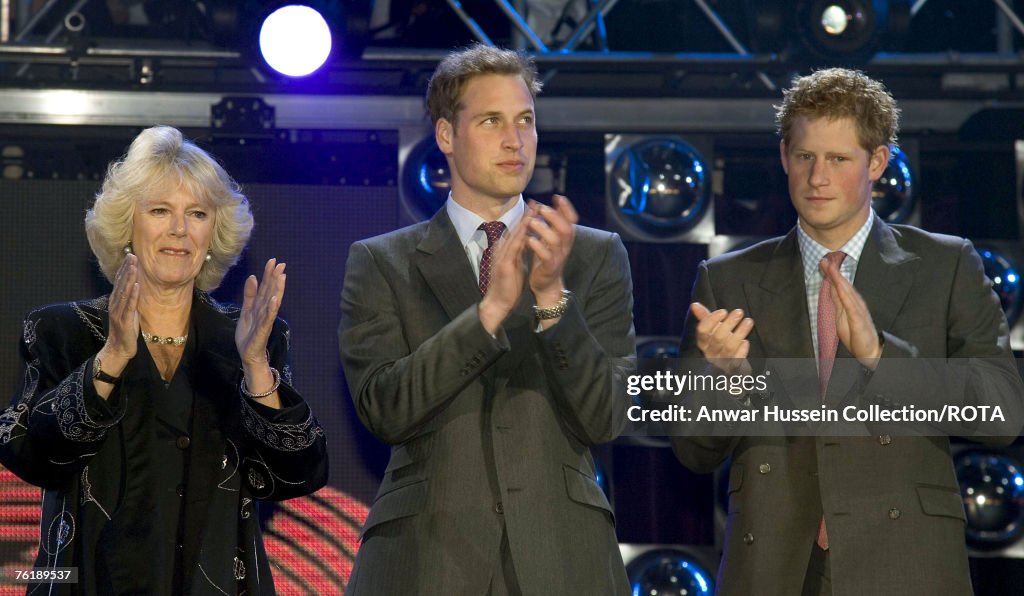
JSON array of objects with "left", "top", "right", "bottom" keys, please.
[
  {"left": 259, "top": 5, "right": 333, "bottom": 77},
  {"left": 872, "top": 146, "right": 914, "bottom": 223},
  {"left": 955, "top": 451, "right": 1024, "bottom": 549},
  {"left": 626, "top": 548, "right": 713, "bottom": 596},
  {"left": 610, "top": 137, "right": 709, "bottom": 237},
  {"left": 978, "top": 248, "right": 1023, "bottom": 327},
  {"left": 593, "top": 457, "right": 610, "bottom": 497},
  {"left": 637, "top": 338, "right": 681, "bottom": 359},
  {"left": 400, "top": 137, "right": 450, "bottom": 221}
]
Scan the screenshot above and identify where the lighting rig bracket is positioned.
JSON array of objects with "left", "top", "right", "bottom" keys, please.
[{"left": 209, "top": 96, "right": 282, "bottom": 143}]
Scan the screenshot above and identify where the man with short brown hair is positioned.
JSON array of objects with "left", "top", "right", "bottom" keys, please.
[{"left": 340, "top": 44, "right": 634, "bottom": 595}]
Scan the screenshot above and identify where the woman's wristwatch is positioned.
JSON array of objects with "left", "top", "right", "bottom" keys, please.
[{"left": 92, "top": 355, "right": 121, "bottom": 385}]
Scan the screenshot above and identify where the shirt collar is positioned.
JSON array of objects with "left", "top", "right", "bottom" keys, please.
[
  {"left": 797, "top": 209, "right": 875, "bottom": 281},
  {"left": 446, "top": 194, "right": 525, "bottom": 248}
]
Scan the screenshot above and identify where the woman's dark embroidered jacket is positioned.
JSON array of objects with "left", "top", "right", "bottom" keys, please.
[{"left": 0, "top": 293, "right": 328, "bottom": 594}]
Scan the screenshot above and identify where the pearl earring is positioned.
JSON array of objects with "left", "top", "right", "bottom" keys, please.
[
  {"left": 123, "top": 244, "right": 132, "bottom": 255},
  {"left": 205, "top": 252, "right": 212, "bottom": 263}
]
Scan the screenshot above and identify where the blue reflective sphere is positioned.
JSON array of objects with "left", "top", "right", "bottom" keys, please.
[
  {"left": 627, "top": 549, "right": 713, "bottom": 596},
  {"left": 593, "top": 457, "right": 610, "bottom": 497},
  {"left": 978, "top": 249, "right": 1022, "bottom": 326},
  {"left": 611, "top": 138, "right": 709, "bottom": 236},
  {"left": 402, "top": 138, "right": 449, "bottom": 220},
  {"left": 637, "top": 338, "right": 681, "bottom": 359},
  {"left": 872, "top": 147, "right": 914, "bottom": 223},
  {"left": 955, "top": 451, "right": 1024, "bottom": 547}
]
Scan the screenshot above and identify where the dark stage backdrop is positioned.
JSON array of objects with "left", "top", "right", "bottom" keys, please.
[{"left": 0, "top": 179, "right": 401, "bottom": 591}]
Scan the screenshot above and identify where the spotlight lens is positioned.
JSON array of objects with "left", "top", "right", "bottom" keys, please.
[
  {"left": 956, "top": 451, "right": 1024, "bottom": 548},
  {"left": 259, "top": 5, "right": 332, "bottom": 77},
  {"left": 979, "top": 249, "right": 1023, "bottom": 326},
  {"left": 610, "top": 137, "right": 709, "bottom": 236},
  {"left": 821, "top": 5, "right": 850, "bottom": 35},
  {"left": 871, "top": 146, "right": 914, "bottom": 223},
  {"left": 627, "top": 549, "right": 713, "bottom": 595}
]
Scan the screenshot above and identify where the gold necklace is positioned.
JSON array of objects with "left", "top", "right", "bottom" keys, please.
[{"left": 142, "top": 331, "right": 188, "bottom": 346}]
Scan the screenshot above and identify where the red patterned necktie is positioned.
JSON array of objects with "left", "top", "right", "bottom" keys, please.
[
  {"left": 478, "top": 221, "right": 506, "bottom": 296},
  {"left": 816, "top": 250, "right": 846, "bottom": 550}
]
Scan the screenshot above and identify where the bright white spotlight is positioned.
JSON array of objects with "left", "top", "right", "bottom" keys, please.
[
  {"left": 259, "top": 5, "right": 332, "bottom": 77},
  {"left": 821, "top": 5, "right": 850, "bottom": 36}
]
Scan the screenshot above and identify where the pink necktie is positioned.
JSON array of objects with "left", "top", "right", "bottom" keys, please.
[
  {"left": 816, "top": 250, "right": 846, "bottom": 550},
  {"left": 478, "top": 221, "right": 506, "bottom": 296}
]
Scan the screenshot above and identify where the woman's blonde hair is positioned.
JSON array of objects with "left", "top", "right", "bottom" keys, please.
[{"left": 85, "top": 125, "right": 254, "bottom": 291}]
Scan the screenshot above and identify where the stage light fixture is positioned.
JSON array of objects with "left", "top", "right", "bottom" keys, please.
[
  {"left": 625, "top": 547, "right": 714, "bottom": 595},
  {"left": 400, "top": 136, "right": 450, "bottom": 221},
  {"left": 594, "top": 457, "right": 611, "bottom": 498},
  {"left": 794, "top": 0, "right": 910, "bottom": 63},
  {"left": 978, "top": 247, "right": 1023, "bottom": 327},
  {"left": 872, "top": 146, "right": 915, "bottom": 223},
  {"left": 606, "top": 135, "right": 712, "bottom": 242},
  {"left": 821, "top": 5, "right": 851, "bottom": 35},
  {"left": 637, "top": 337, "right": 681, "bottom": 360},
  {"left": 955, "top": 450, "right": 1024, "bottom": 549},
  {"left": 259, "top": 4, "right": 333, "bottom": 77}
]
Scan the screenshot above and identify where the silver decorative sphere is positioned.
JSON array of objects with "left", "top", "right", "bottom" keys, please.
[
  {"left": 626, "top": 549, "right": 713, "bottom": 596},
  {"left": 978, "top": 249, "right": 1023, "bottom": 327},
  {"left": 611, "top": 138, "right": 709, "bottom": 236},
  {"left": 871, "top": 147, "right": 914, "bottom": 223},
  {"left": 955, "top": 451, "right": 1024, "bottom": 548}
]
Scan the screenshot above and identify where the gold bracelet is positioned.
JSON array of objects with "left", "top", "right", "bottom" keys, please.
[{"left": 240, "top": 366, "right": 281, "bottom": 399}]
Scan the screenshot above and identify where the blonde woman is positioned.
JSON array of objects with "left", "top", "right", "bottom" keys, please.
[{"left": 0, "top": 125, "right": 327, "bottom": 595}]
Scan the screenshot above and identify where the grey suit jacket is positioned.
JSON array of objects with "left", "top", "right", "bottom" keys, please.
[
  {"left": 671, "top": 216, "right": 1024, "bottom": 596},
  {"left": 339, "top": 208, "right": 635, "bottom": 595}
]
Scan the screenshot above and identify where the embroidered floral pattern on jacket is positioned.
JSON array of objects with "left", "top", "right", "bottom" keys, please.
[
  {"left": 45, "top": 364, "right": 123, "bottom": 443},
  {"left": 239, "top": 398, "right": 324, "bottom": 452},
  {"left": 71, "top": 297, "right": 109, "bottom": 342},
  {"left": 0, "top": 404, "right": 28, "bottom": 446}
]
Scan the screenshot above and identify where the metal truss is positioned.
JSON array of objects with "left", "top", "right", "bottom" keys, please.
[{"left": 2, "top": 0, "right": 1024, "bottom": 99}]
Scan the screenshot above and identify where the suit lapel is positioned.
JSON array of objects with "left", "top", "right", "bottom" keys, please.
[
  {"left": 415, "top": 208, "right": 537, "bottom": 390},
  {"left": 416, "top": 209, "right": 483, "bottom": 322},
  {"left": 853, "top": 215, "right": 916, "bottom": 336},
  {"left": 828, "top": 216, "right": 916, "bottom": 404},
  {"left": 744, "top": 231, "right": 821, "bottom": 408},
  {"left": 746, "top": 230, "right": 815, "bottom": 360}
]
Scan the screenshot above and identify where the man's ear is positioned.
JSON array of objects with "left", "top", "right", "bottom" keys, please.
[
  {"left": 436, "top": 118, "right": 453, "bottom": 155},
  {"left": 868, "top": 144, "right": 891, "bottom": 182},
  {"left": 779, "top": 141, "right": 790, "bottom": 175}
]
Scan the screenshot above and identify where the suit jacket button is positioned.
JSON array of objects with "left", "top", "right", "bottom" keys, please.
[
  {"left": 743, "top": 532, "right": 754, "bottom": 545},
  {"left": 495, "top": 501, "right": 504, "bottom": 514},
  {"left": 176, "top": 435, "right": 191, "bottom": 450},
  {"left": 888, "top": 508, "right": 901, "bottom": 520},
  {"left": 878, "top": 434, "right": 891, "bottom": 445},
  {"left": 758, "top": 463, "right": 771, "bottom": 474}
]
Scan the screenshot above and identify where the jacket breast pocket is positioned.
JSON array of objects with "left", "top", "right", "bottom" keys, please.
[
  {"left": 916, "top": 484, "right": 966, "bottom": 523},
  {"left": 563, "top": 464, "right": 614, "bottom": 523},
  {"left": 361, "top": 478, "right": 427, "bottom": 539},
  {"left": 383, "top": 430, "right": 433, "bottom": 481}
]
